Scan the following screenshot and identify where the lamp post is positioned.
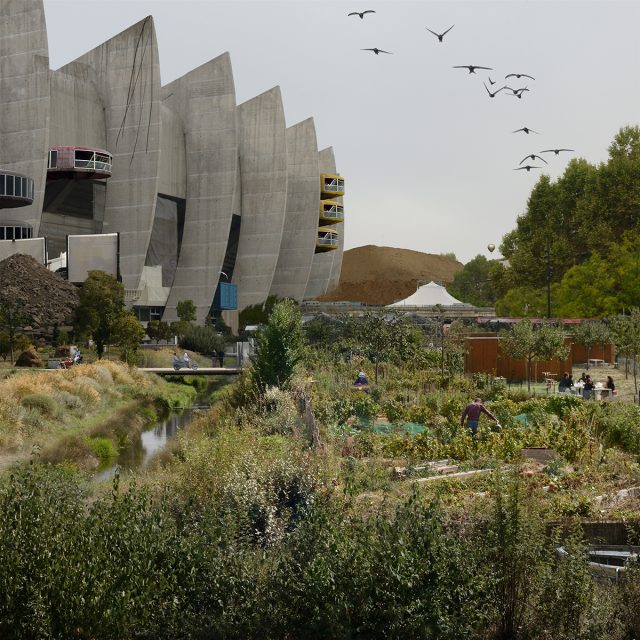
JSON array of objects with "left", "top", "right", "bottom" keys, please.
[{"left": 545, "top": 242, "right": 552, "bottom": 319}]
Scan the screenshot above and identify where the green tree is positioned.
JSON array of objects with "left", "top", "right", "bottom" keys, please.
[
  {"left": 610, "top": 309, "right": 640, "bottom": 399},
  {"left": 252, "top": 299, "right": 306, "bottom": 393},
  {"left": 176, "top": 300, "right": 196, "bottom": 323},
  {"left": 0, "top": 300, "right": 28, "bottom": 363},
  {"left": 0, "top": 331, "right": 9, "bottom": 361},
  {"left": 180, "top": 325, "right": 226, "bottom": 356},
  {"left": 112, "top": 311, "right": 145, "bottom": 365},
  {"left": 73, "top": 271, "right": 125, "bottom": 359},
  {"left": 449, "top": 255, "right": 509, "bottom": 307},
  {"left": 553, "top": 254, "right": 618, "bottom": 317},
  {"left": 342, "top": 311, "right": 425, "bottom": 383},
  {"left": 572, "top": 320, "right": 611, "bottom": 369},
  {"left": 495, "top": 286, "right": 549, "bottom": 317},
  {"left": 500, "top": 320, "right": 568, "bottom": 391},
  {"left": 146, "top": 320, "right": 171, "bottom": 344},
  {"left": 239, "top": 295, "right": 283, "bottom": 328}
]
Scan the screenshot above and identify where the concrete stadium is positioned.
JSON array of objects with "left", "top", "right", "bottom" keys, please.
[{"left": 0, "top": 1, "right": 345, "bottom": 327}]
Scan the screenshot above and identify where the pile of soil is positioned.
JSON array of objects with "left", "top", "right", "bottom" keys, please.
[
  {"left": 318, "top": 245, "right": 463, "bottom": 305},
  {"left": 15, "top": 349, "right": 44, "bottom": 368},
  {"left": 0, "top": 254, "right": 80, "bottom": 334}
]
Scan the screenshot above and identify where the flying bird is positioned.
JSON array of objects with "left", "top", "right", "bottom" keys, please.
[
  {"left": 453, "top": 65, "right": 493, "bottom": 74},
  {"left": 519, "top": 154, "right": 548, "bottom": 165},
  {"left": 505, "top": 86, "right": 529, "bottom": 99},
  {"left": 348, "top": 10, "right": 376, "bottom": 19},
  {"left": 362, "top": 48, "right": 392, "bottom": 55},
  {"left": 505, "top": 73, "right": 535, "bottom": 81},
  {"left": 513, "top": 127, "right": 539, "bottom": 134},
  {"left": 488, "top": 76, "right": 497, "bottom": 85},
  {"left": 540, "top": 148, "right": 575, "bottom": 155},
  {"left": 484, "top": 82, "right": 505, "bottom": 98},
  {"left": 425, "top": 24, "right": 454, "bottom": 42},
  {"left": 514, "top": 165, "right": 541, "bottom": 172}
]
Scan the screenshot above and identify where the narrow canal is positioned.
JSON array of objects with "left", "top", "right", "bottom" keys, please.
[{"left": 98, "top": 380, "right": 224, "bottom": 480}]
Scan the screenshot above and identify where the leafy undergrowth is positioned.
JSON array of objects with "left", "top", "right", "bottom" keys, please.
[{"left": 2, "top": 353, "right": 640, "bottom": 638}]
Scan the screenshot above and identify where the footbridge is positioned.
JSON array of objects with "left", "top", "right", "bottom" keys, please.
[{"left": 139, "top": 367, "right": 243, "bottom": 376}]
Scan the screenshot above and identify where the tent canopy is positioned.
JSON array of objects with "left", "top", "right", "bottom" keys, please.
[{"left": 387, "top": 281, "right": 467, "bottom": 307}]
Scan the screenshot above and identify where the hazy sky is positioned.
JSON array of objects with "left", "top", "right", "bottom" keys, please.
[{"left": 43, "top": 0, "right": 640, "bottom": 263}]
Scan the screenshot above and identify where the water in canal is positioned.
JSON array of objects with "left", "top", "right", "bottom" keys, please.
[{"left": 98, "top": 403, "right": 208, "bottom": 480}]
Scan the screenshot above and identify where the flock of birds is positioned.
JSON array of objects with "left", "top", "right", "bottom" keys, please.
[{"left": 348, "top": 10, "right": 575, "bottom": 174}]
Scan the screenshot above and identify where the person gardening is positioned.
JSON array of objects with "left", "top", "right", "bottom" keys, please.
[
  {"left": 460, "top": 398, "right": 499, "bottom": 436},
  {"left": 353, "top": 371, "right": 369, "bottom": 387}
]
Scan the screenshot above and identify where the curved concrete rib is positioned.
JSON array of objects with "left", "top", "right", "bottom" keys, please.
[
  {"left": 233, "top": 86, "right": 288, "bottom": 311},
  {"left": 0, "top": 0, "right": 50, "bottom": 234},
  {"left": 304, "top": 146, "right": 337, "bottom": 299},
  {"left": 59, "top": 17, "right": 162, "bottom": 290},
  {"left": 269, "top": 118, "right": 319, "bottom": 302},
  {"left": 161, "top": 53, "right": 238, "bottom": 324}
]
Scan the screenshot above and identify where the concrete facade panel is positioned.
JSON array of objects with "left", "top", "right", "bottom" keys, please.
[
  {"left": 269, "top": 118, "right": 319, "bottom": 301},
  {"left": 162, "top": 53, "right": 238, "bottom": 323},
  {"left": 49, "top": 69, "right": 106, "bottom": 148},
  {"left": 0, "top": 0, "right": 50, "bottom": 234},
  {"left": 233, "top": 86, "right": 288, "bottom": 310},
  {"left": 304, "top": 146, "right": 338, "bottom": 299},
  {"left": 158, "top": 103, "right": 186, "bottom": 199},
  {"left": 59, "top": 17, "right": 162, "bottom": 290}
]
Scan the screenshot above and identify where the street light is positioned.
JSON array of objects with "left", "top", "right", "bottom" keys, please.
[{"left": 544, "top": 242, "right": 552, "bottom": 319}]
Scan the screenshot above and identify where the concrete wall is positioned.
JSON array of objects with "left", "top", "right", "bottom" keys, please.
[
  {"left": 304, "top": 146, "right": 337, "bottom": 299},
  {"left": 0, "top": 0, "right": 50, "bottom": 234},
  {"left": 59, "top": 17, "right": 162, "bottom": 291},
  {"left": 49, "top": 69, "right": 106, "bottom": 148},
  {"left": 161, "top": 53, "right": 238, "bottom": 323},
  {"left": 233, "top": 86, "right": 288, "bottom": 311},
  {"left": 157, "top": 103, "right": 186, "bottom": 200},
  {"left": 269, "top": 118, "right": 319, "bottom": 302}
]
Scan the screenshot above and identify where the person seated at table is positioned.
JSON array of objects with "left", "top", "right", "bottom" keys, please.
[
  {"left": 558, "top": 372, "right": 572, "bottom": 393},
  {"left": 606, "top": 376, "right": 615, "bottom": 392},
  {"left": 579, "top": 371, "right": 588, "bottom": 384},
  {"left": 582, "top": 375, "right": 595, "bottom": 399},
  {"left": 353, "top": 371, "right": 369, "bottom": 387}
]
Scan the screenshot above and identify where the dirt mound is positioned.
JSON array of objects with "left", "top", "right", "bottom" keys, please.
[
  {"left": 0, "top": 254, "right": 80, "bottom": 334},
  {"left": 15, "top": 349, "right": 43, "bottom": 368},
  {"left": 318, "top": 245, "right": 463, "bottom": 305}
]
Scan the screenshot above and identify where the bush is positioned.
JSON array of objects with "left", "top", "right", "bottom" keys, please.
[
  {"left": 179, "top": 324, "right": 225, "bottom": 356},
  {"left": 87, "top": 436, "right": 117, "bottom": 463},
  {"left": 21, "top": 393, "right": 59, "bottom": 417},
  {"left": 598, "top": 403, "right": 640, "bottom": 454},
  {"left": 52, "top": 391, "right": 85, "bottom": 412}
]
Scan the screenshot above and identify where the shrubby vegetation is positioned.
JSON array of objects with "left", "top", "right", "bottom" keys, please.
[{"left": 2, "top": 300, "right": 640, "bottom": 637}]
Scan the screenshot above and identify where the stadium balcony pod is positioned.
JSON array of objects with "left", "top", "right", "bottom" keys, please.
[
  {"left": 47, "top": 146, "right": 113, "bottom": 180},
  {"left": 319, "top": 200, "right": 344, "bottom": 224},
  {"left": 0, "top": 220, "right": 33, "bottom": 240},
  {"left": 316, "top": 227, "right": 339, "bottom": 253},
  {"left": 0, "top": 171, "right": 34, "bottom": 209},
  {"left": 320, "top": 173, "right": 345, "bottom": 198}
]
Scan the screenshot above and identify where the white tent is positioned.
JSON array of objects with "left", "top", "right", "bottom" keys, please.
[{"left": 387, "top": 281, "right": 467, "bottom": 307}]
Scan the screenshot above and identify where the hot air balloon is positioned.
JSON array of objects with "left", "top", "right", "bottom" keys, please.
[{"left": 487, "top": 243, "right": 495, "bottom": 253}]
